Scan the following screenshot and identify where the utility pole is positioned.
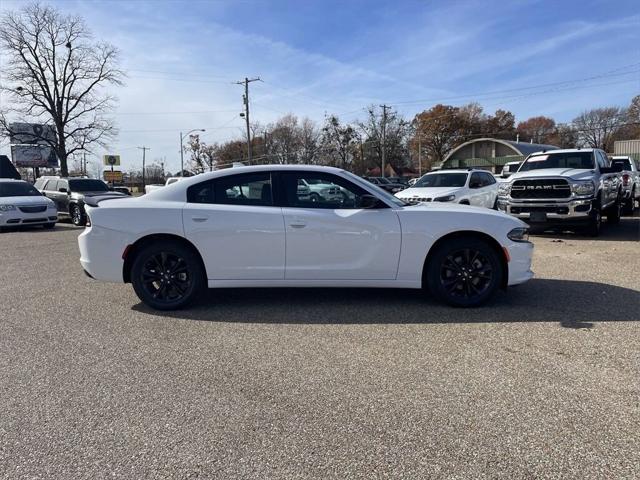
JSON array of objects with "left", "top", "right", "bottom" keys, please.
[
  {"left": 380, "top": 104, "right": 390, "bottom": 177},
  {"left": 138, "top": 146, "right": 150, "bottom": 189},
  {"left": 418, "top": 137, "right": 422, "bottom": 177},
  {"left": 236, "top": 77, "right": 261, "bottom": 163}
]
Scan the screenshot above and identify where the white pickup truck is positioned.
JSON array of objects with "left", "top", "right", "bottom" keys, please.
[
  {"left": 144, "top": 177, "right": 184, "bottom": 194},
  {"left": 611, "top": 156, "right": 640, "bottom": 214}
]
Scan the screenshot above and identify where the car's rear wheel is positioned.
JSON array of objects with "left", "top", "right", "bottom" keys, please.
[
  {"left": 131, "top": 241, "right": 205, "bottom": 310},
  {"left": 70, "top": 204, "right": 85, "bottom": 227},
  {"left": 426, "top": 237, "right": 503, "bottom": 307}
]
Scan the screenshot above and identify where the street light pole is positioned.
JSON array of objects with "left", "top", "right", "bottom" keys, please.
[{"left": 180, "top": 129, "right": 206, "bottom": 176}]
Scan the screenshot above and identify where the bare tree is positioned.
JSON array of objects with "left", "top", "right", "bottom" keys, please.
[
  {"left": 0, "top": 2, "right": 124, "bottom": 176},
  {"left": 572, "top": 107, "right": 625, "bottom": 151}
]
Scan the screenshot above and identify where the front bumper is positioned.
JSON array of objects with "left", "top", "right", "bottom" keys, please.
[
  {"left": 497, "top": 197, "right": 593, "bottom": 223},
  {"left": 505, "top": 240, "right": 534, "bottom": 286},
  {"left": 0, "top": 208, "right": 57, "bottom": 226}
]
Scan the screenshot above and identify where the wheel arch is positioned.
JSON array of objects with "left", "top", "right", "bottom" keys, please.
[
  {"left": 421, "top": 230, "right": 509, "bottom": 290},
  {"left": 122, "top": 233, "right": 206, "bottom": 283}
]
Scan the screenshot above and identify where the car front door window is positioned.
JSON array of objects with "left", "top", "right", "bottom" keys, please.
[{"left": 281, "top": 172, "right": 374, "bottom": 209}]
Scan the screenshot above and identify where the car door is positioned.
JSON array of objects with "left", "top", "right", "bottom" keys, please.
[
  {"left": 481, "top": 172, "right": 498, "bottom": 208},
  {"left": 468, "top": 172, "right": 486, "bottom": 207},
  {"left": 182, "top": 172, "right": 286, "bottom": 280},
  {"left": 56, "top": 179, "right": 71, "bottom": 213},
  {"left": 42, "top": 179, "right": 61, "bottom": 211},
  {"left": 280, "top": 171, "right": 401, "bottom": 280}
]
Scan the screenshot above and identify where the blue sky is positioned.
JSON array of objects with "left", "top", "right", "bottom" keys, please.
[{"left": 1, "top": 0, "right": 639, "bottom": 172}]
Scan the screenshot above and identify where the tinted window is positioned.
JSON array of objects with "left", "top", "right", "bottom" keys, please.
[
  {"left": 520, "top": 152, "right": 595, "bottom": 171},
  {"left": 187, "top": 172, "right": 273, "bottom": 206},
  {"left": 69, "top": 179, "right": 109, "bottom": 192},
  {"left": 612, "top": 159, "right": 632, "bottom": 171},
  {"left": 469, "top": 173, "right": 483, "bottom": 187},
  {"left": 414, "top": 173, "right": 468, "bottom": 188},
  {"left": 481, "top": 172, "right": 496, "bottom": 185},
  {"left": 0, "top": 182, "right": 43, "bottom": 197},
  {"left": 282, "top": 172, "right": 373, "bottom": 209}
]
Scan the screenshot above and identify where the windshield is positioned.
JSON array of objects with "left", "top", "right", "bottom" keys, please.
[
  {"left": 612, "top": 159, "right": 632, "bottom": 171},
  {"left": 520, "top": 152, "right": 594, "bottom": 171},
  {"left": 377, "top": 178, "right": 391, "bottom": 184},
  {"left": 0, "top": 182, "right": 43, "bottom": 197},
  {"left": 69, "top": 179, "right": 109, "bottom": 192},
  {"left": 414, "top": 173, "right": 468, "bottom": 188}
]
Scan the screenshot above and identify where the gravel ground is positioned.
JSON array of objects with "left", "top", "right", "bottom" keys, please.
[{"left": 0, "top": 215, "right": 639, "bottom": 479}]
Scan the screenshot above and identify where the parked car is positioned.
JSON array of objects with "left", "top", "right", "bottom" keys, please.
[
  {"left": 36, "top": 176, "right": 126, "bottom": 226},
  {"left": 497, "top": 149, "right": 622, "bottom": 236},
  {"left": 395, "top": 169, "right": 498, "bottom": 209},
  {"left": 610, "top": 155, "right": 639, "bottom": 214},
  {"left": 79, "top": 165, "right": 534, "bottom": 310},
  {"left": 499, "top": 161, "right": 522, "bottom": 179},
  {"left": 364, "top": 177, "right": 405, "bottom": 193},
  {"left": 298, "top": 177, "right": 344, "bottom": 203},
  {"left": 144, "top": 177, "right": 185, "bottom": 194},
  {"left": 0, "top": 179, "right": 57, "bottom": 230},
  {"left": 111, "top": 186, "right": 132, "bottom": 196}
]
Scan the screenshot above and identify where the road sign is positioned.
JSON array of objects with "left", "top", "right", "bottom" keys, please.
[
  {"left": 103, "top": 155, "right": 121, "bottom": 166},
  {"left": 9, "top": 123, "right": 56, "bottom": 145},
  {"left": 103, "top": 170, "right": 123, "bottom": 183},
  {"left": 11, "top": 145, "right": 59, "bottom": 168}
]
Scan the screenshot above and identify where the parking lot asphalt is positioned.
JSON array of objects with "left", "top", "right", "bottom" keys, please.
[{"left": 1, "top": 216, "right": 639, "bottom": 479}]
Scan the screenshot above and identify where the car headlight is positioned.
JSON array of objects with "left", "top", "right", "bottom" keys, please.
[
  {"left": 47, "top": 203, "right": 56, "bottom": 209},
  {"left": 498, "top": 183, "right": 511, "bottom": 196},
  {"left": 507, "top": 227, "right": 530, "bottom": 242},
  {"left": 571, "top": 181, "right": 595, "bottom": 196},
  {"left": 434, "top": 194, "right": 456, "bottom": 202},
  {"left": 0, "top": 204, "right": 16, "bottom": 211}
]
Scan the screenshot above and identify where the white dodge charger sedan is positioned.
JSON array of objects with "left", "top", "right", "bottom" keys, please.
[{"left": 78, "top": 165, "right": 533, "bottom": 310}]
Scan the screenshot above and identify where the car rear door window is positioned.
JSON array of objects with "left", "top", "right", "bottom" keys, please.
[
  {"left": 187, "top": 172, "right": 273, "bottom": 206},
  {"left": 481, "top": 172, "right": 496, "bottom": 186},
  {"left": 44, "top": 179, "right": 58, "bottom": 191},
  {"left": 281, "top": 172, "right": 370, "bottom": 209}
]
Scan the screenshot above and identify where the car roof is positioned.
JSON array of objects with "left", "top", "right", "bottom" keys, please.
[
  {"left": 0, "top": 178, "right": 29, "bottom": 183},
  {"left": 528, "top": 148, "right": 597, "bottom": 156}
]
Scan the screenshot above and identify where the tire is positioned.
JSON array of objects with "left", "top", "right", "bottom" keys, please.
[
  {"left": 131, "top": 241, "right": 205, "bottom": 310},
  {"left": 309, "top": 193, "right": 320, "bottom": 203},
  {"left": 70, "top": 204, "right": 86, "bottom": 227},
  {"left": 585, "top": 208, "right": 602, "bottom": 237},
  {"left": 606, "top": 200, "right": 621, "bottom": 224},
  {"left": 43, "top": 222, "right": 56, "bottom": 229},
  {"left": 623, "top": 189, "right": 635, "bottom": 214},
  {"left": 426, "top": 237, "right": 504, "bottom": 307}
]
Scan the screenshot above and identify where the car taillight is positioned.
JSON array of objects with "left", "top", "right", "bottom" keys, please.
[
  {"left": 85, "top": 214, "right": 91, "bottom": 227},
  {"left": 622, "top": 174, "right": 630, "bottom": 186}
]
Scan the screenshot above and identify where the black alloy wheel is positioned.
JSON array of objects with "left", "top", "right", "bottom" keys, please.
[
  {"left": 131, "top": 242, "right": 204, "bottom": 310},
  {"left": 426, "top": 238, "right": 503, "bottom": 307}
]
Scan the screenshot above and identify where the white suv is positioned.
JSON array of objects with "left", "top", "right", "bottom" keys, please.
[{"left": 395, "top": 169, "right": 498, "bottom": 209}]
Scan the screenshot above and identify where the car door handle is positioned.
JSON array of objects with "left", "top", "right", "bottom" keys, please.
[
  {"left": 289, "top": 220, "right": 307, "bottom": 228},
  {"left": 191, "top": 216, "right": 208, "bottom": 223}
]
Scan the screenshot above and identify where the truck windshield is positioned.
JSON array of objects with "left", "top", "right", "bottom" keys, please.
[
  {"left": 520, "top": 152, "right": 594, "bottom": 171},
  {"left": 69, "top": 179, "right": 110, "bottom": 192},
  {"left": 414, "top": 173, "right": 468, "bottom": 188}
]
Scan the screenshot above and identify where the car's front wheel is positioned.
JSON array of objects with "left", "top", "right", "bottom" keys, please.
[
  {"left": 70, "top": 204, "right": 86, "bottom": 227},
  {"left": 131, "top": 241, "right": 205, "bottom": 310},
  {"left": 426, "top": 237, "right": 504, "bottom": 307}
]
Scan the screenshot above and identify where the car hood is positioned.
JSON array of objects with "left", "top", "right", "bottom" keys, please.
[
  {"left": 399, "top": 201, "right": 528, "bottom": 228},
  {"left": 509, "top": 168, "right": 595, "bottom": 182},
  {"left": 72, "top": 191, "right": 126, "bottom": 198},
  {"left": 396, "top": 187, "right": 459, "bottom": 198},
  {"left": 0, "top": 195, "right": 54, "bottom": 206}
]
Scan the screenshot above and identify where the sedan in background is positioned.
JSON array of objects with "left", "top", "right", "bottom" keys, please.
[
  {"left": 79, "top": 165, "right": 533, "bottom": 310},
  {"left": 395, "top": 169, "right": 498, "bottom": 209},
  {"left": 0, "top": 179, "right": 57, "bottom": 230}
]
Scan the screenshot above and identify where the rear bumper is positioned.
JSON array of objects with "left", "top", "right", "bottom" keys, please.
[{"left": 78, "top": 225, "right": 128, "bottom": 283}]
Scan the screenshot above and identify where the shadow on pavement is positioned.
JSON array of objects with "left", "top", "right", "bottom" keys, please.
[
  {"left": 531, "top": 216, "right": 640, "bottom": 242},
  {"left": 132, "top": 278, "right": 640, "bottom": 328}
]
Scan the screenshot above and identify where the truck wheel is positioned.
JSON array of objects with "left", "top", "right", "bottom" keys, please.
[
  {"left": 606, "top": 200, "right": 621, "bottom": 224},
  {"left": 131, "top": 241, "right": 205, "bottom": 310},
  {"left": 586, "top": 208, "right": 602, "bottom": 237},
  {"left": 426, "top": 237, "right": 503, "bottom": 307},
  {"left": 70, "top": 204, "right": 86, "bottom": 227}
]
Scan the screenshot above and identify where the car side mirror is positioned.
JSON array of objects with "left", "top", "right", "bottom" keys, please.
[
  {"left": 59, "top": 187, "right": 68, "bottom": 193},
  {"left": 360, "top": 194, "right": 382, "bottom": 209}
]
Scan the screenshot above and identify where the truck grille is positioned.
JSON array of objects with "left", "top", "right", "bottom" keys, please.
[
  {"left": 18, "top": 205, "right": 48, "bottom": 213},
  {"left": 405, "top": 197, "right": 432, "bottom": 205},
  {"left": 511, "top": 179, "right": 571, "bottom": 199}
]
